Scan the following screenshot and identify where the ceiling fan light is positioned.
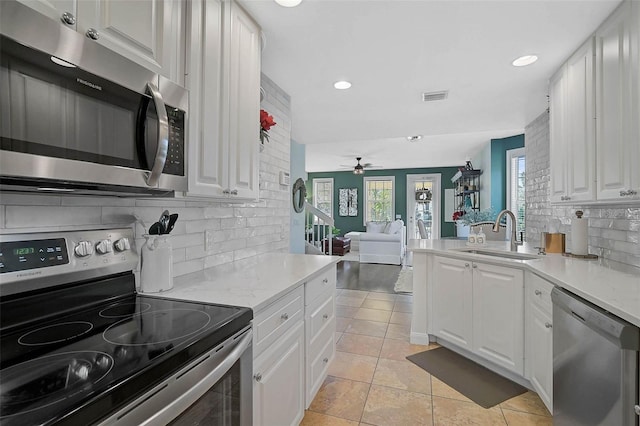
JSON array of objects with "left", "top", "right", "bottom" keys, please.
[
  {"left": 274, "top": 0, "right": 302, "bottom": 7},
  {"left": 353, "top": 166, "right": 364, "bottom": 175}
]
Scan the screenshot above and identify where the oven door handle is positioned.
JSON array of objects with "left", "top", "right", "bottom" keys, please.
[
  {"left": 143, "top": 83, "right": 169, "bottom": 187},
  {"left": 139, "top": 328, "right": 253, "bottom": 426}
]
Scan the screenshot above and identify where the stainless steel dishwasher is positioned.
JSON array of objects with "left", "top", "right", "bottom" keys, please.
[{"left": 551, "top": 287, "right": 640, "bottom": 426}]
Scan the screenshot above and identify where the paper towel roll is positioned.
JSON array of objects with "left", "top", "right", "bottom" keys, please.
[{"left": 571, "top": 211, "right": 588, "bottom": 255}]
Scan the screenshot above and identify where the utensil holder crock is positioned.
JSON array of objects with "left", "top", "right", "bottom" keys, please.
[{"left": 140, "top": 234, "right": 173, "bottom": 293}]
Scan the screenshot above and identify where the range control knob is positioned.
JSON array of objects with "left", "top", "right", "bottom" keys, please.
[
  {"left": 96, "top": 239, "right": 113, "bottom": 255},
  {"left": 74, "top": 241, "right": 94, "bottom": 258},
  {"left": 114, "top": 238, "right": 131, "bottom": 252}
]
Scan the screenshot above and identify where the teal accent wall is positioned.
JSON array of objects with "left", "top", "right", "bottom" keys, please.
[
  {"left": 290, "top": 140, "right": 306, "bottom": 254},
  {"left": 490, "top": 134, "right": 524, "bottom": 211},
  {"left": 307, "top": 166, "right": 460, "bottom": 238}
]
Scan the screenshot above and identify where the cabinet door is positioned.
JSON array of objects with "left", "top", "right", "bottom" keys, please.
[
  {"left": 77, "top": 0, "right": 174, "bottom": 77},
  {"left": 549, "top": 65, "right": 568, "bottom": 203},
  {"left": 596, "top": 2, "right": 635, "bottom": 201},
  {"left": 253, "top": 321, "right": 305, "bottom": 426},
  {"left": 432, "top": 256, "right": 473, "bottom": 350},
  {"left": 472, "top": 262, "right": 524, "bottom": 374},
  {"left": 566, "top": 38, "right": 596, "bottom": 202},
  {"left": 16, "top": 0, "right": 76, "bottom": 27},
  {"left": 225, "top": 1, "right": 260, "bottom": 199},
  {"left": 527, "top": 303, "right": 553, "bottom": 413},
  {"left": 185, "top": 0, "right": 228, "bottom": 197}
]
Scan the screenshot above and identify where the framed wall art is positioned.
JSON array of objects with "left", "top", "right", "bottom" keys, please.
[{"left": 339, "top": 188, "right": 358, "bottom": 216}]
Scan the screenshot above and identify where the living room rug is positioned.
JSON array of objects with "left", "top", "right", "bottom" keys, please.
[
  {"left": 406, "top": 347, "right": 527, "bottom": 408},
  {"left": 393, "top": 267, "right": 413, "bottom": 293}
]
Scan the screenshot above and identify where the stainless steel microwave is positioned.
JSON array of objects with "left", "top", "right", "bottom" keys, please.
[{"left": 0, "top": 1, "right": 188, "bottom": 197}]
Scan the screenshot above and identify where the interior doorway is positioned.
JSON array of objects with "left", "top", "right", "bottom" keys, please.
[{"left": 406, "top": 174, "right": 441, "bottom": 241}]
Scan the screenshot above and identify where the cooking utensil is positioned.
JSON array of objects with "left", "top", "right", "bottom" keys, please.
[
  {"left": 159, "top": 210, "right": 170, "bottom": 234},
  {"left": 166, "top": 214, "right": 179, "bottom": 234},
  {"left": 149, "top": 222, "right": 162, "bottom": 235}
]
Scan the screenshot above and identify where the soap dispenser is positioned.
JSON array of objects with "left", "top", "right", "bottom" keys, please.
[
  {"left": 467, "top": 230, "right": 477, "bottom": 245},
  {"left": 476, "top": 229, "right": 486, "bottom": 245}
]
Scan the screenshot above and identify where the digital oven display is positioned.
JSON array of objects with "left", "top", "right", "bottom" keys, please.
[{"left": 0, "top": 239, "right": 68, "bottom": 273}]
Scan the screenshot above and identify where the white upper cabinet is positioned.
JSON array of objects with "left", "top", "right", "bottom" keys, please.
[
  {"left": 549, "top": 0, "right": 639, "bottom": 205},
  {"left": 17, "top": 0, "right": 185, "bottom": 84},
  {"left": 186, "top": 0, "right": 260, "bottom": 200},
  {"left": 549, "top": 38, "right": 596, "bottom": 204},
  {"left": 595, "top": 1, "right": 639, "bottom": 201}
]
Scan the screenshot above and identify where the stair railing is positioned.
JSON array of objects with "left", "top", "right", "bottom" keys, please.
[{"left": 304, "top": 201, "right": 334, "bottom": 255}]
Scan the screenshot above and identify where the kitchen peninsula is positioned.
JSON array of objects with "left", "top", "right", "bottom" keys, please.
[{"left": 408, "top": 238, "right": 640, "bottom": 412}]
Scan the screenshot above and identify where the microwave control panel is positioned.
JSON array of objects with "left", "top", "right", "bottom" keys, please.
[{"left": 163, "top": 106, "right": 185, "bottom": 177}]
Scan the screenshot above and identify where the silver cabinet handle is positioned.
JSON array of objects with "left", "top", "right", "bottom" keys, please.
[
  {"left": 620, "top": 190, "right": 628, "bottom": 196},
  {"left": 254, "top": 373, "right": 262, "bottom": 382},
  {"left": 323, "top": 357, "right": 329, "bottom": 363},
  {"left": 61, "top": 12, "right": 76, "bottom": 25},
  {"left": 323, "top": 313, "right": 329, "bottom": 320},
  {"left": 545, "top": 322, "right": 552, "bottom": 328},
  {"left": 222, "top": 189, "right": 230, "bottom": 194},
  {"left": 143, "top": 83, "right": 169, "bottom": 187},
  {"left": 281, "top": 313, "right": 289, "bottom": 321},
  {"left": 86, "top": 28, "right": 100, "bottom": 40},
  {"left": 230, "top": 189, "right": 238, "bottom": 195},
  {"left": 472, "top": 264, "right": 478, "bottom": 269},
  {"left": 628, "top": 190, "right": 638, "bottom": 196},
  {"left": 464, "top": 263, "right": 470, "bottom": 268},
  {"left": 634, "top": 405, "right": 640, "bottom": 416},
  {"left": 322, "top": 278, "right": 329, "bottom": 284},
  {"left": 535, "top": 290, "right": 542, "bottom": 296}
]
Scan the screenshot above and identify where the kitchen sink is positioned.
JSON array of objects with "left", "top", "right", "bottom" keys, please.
[{"left": 450, "top": 247, "right": 542, "bottom": 260}]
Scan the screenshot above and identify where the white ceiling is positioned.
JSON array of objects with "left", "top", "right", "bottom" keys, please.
[{"left": 240, "top": 0, "right": 621, "bottom": 172}]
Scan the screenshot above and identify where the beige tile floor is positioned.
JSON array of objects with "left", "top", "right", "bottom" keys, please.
[{"left": 301, "top": 289, "right": 552, "bottom": 426}]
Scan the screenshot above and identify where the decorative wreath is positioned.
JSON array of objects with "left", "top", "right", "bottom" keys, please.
[{"left": 292, "top": 178, "right": 306, "bottom": 213}]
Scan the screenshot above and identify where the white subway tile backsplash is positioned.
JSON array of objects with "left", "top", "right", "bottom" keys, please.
[{"left": 6, "top": 206, "right": 102, "bottom": 228}]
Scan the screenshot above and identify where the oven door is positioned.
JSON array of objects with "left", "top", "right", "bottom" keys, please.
[{"left": 98, "top": 326, "right": 253, "bottom": 426}]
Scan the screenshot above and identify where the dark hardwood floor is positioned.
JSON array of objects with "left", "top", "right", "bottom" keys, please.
[{"left": 336, "top": 260, "right": 401, "bottom": 293}]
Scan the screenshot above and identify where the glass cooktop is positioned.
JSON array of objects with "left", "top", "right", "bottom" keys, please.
[{"left": 0, "top": 274, "right": 252, "bottom": 426}]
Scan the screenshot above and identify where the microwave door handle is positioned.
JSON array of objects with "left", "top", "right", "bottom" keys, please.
[{"left": 144, "top": 83, "right": 169, "bottom": 187}]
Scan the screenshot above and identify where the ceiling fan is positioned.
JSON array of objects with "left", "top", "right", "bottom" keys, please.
[{"left": 339, "top": 157, "right": 382, "bottom": 175}]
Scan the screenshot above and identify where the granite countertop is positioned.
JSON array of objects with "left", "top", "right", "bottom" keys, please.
[
  {"left": 156, "top": 253, "right": 341, "bottom": 312},
  {"left": 408, "top": 239, "right": 640, "bottom": 327}
]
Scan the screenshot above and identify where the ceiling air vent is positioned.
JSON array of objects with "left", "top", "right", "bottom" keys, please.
[{"left": 422, "top": 90, "right": 449, "bottom": 102}]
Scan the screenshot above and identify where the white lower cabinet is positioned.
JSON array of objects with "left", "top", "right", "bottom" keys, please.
[
  {"left": 431, "top": 256, "right": 524, "bottom": 375},
  {"left": 525, "top": 272, "right": 554, "bottom": 413},
  {"left": 253, "top": 321, "right": 305, "bottom": 426},
  {"left": 252, "top": 264, "right": 337, "bottom": 425}
]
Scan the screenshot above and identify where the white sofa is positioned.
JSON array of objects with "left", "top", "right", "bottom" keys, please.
[{"left": 359, "top": 220, "right": 406, "bottom": 265}]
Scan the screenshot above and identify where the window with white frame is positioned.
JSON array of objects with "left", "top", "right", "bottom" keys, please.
[
  {"left": 507, "top": 148, "right": 526, "bottom": 237},
  {"left": 313, "top": 178, "right": 333, "bottom": 218},
  {"left": 364, "top": 176, "right": 395, "bottom": 223}
]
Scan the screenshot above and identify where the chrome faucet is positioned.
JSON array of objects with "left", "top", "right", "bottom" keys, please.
[{"left": 493, "top": 209, "right": 522, "bottom": 252}]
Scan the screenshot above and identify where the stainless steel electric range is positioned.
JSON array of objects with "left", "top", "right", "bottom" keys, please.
[{"left": 0, "top": 228, "right": 253, "bottom": 425}]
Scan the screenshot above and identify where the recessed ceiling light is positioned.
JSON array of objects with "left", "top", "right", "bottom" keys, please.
[
  {"left": 407, "top": 135, "right": 423, "bottom": 142},
  {"left": 512, "top": 55, "right": 538, "bottom": 67},
  {"left": 334, "top": 80, "right": 352, "bottom": 90},
  {"left": 274, "top": 0, "right": 301, "bottom": 7},
  {"left": 50, "top": 56, "right": 76, "bottom": 68}
]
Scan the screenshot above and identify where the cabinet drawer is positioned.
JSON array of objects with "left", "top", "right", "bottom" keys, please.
[
  {"left": 306, "top": 323, "right": 335, "bottom": 407},
  {"left": 307, "top": 293, "right": 335, "bottom": 350},
  {"left": 527, "top": 272, "right": 554, "bottom": 313},
  {"left": 305, "top": 266, "right": 336, "bottom": 306},
  {"left": 254, "top": 286, "right": 304, "bottom": 358}
]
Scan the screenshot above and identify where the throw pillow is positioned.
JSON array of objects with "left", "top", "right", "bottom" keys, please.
[
  {"left": 386, "top": 219, "right": 403, "bottom": 235},
  {"left": 366, "top": 221, "right": 387, "bottom": 233}
]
